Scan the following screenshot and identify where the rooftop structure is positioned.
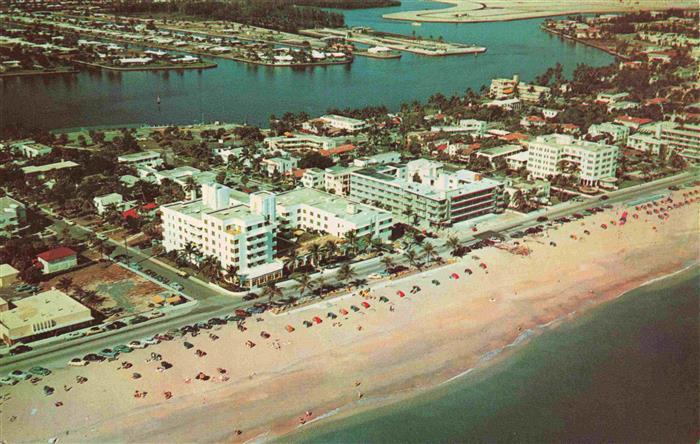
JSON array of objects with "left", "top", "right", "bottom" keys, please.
[
  {"left": 37, "top": 247, "right": 78, "bottom": 275},
  {"left": 10, "top": 140, "right": 52, "bottom": 158},
  {"left": 350, "top": 160, "right": 504, "bottom": 227},
  {"left": 475, "top": 145, "right": 526, "bottom": 166},
  {"left": 21, "top": 160, "right": 79, "bottom": 175},
  {"left": 264, "top": 133, "right": 338, "bottom": 152},
  {"left": 0, "top": 288, "right": 94, "bottom": 345}
]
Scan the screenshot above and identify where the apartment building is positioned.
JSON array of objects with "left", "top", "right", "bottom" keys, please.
[
  {"left": 302, "top": 168, "right": 325, "bottom": 189},
  {"left": 490, "top": 75, "right": 551, "bottom": 103},
  {"left": 658, "top": 123, "right": 700, "bottom": 162},
  {"left": 161, "top": 184, "right": 283, "bottom": 287},
  {"left": 93, "top": 193, "right": 124, "bottom": 215},
  {"left": 324, "top": 165, "right": 360, "bottom": 196},
  {"left": 117, "top": 150, "right": 164, "bottom": 169},
  {"left": 627, "top": 133, "right": 664, "bottom": 156},
  {"left": 431, "top": 119, "right": 487, "bottom": 137},
  {"left": 350, "top": 160, "right": 504, "bottom": 227},
  {"left": 527, "top": 134, "right": 618, "bottom": 186},
  {"left": 318, "top": 114, "right": 367, "bottom": 132},
  {"left": 36, "top": 247, "right": 78, "bottom": 275},
  {"left": 276, "top": 188, "right": 393, "bottom": 241},
  {"left": 264, "top": 133, "right": 337, "bottom": 152},
  {"left": 0, "top": 196, "right": 26, "bottom": 238},
  {"left": 588, "top": 122, "right": 630, "bottom": 143}
]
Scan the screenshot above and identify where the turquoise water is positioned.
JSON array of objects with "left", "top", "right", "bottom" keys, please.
[
  {"left": 0, "top": 2, "right": 612, "bottom": 130},
  {"left": 289, "top": 266, "right": 700, "bottom": 443}
]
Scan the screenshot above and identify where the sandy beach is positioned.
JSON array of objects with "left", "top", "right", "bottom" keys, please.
[
  {"left": 382, "top": 1, "right": 699, "bottom": 23},
  {"left": 1, "top": 188, "right": 698, "bottom": 443}
]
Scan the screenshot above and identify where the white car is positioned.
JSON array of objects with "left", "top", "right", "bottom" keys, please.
[
  {"left": 0, "top": 377, "right": 18, "bottom": 386},
  {"left": 129, "top": 340, "right": 147, "bottom": 349},
  {"left": 68, "top": 358, "right": 89, "bottom": 367},
  {"left": 67, "top": 331, "right": 85, "bottom": 339},
  {"left": 142, "top": 337, "right": 160, "bottom": 346},
  {"left": 368, "top": 273, "right": 382, "bottom": 280}
]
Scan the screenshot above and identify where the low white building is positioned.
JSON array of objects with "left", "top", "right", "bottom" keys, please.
[
  {"left": 588, "top": 122, "right": 630, "bottom": 143},
  {"left": 264, "top": 133, "right": 338, "bottom": 152},
  {"left": 318, "top": 114, "right": 367, "bottom": 132},
  {"left": 263, "top": 156, "right": 298, "bottom": 176},
  {"left": 36, "top": 247, "right": 78, "bottom": 275},
  {"left": 276, "top": 188, "right": 393, "bottom": 241},
  {"left": 506, "top": 150, "right": 529, "bottom": 170},
  {"left": 324, "top": 165, "right": 360, "bottom": 196},
  {"left": 352, "top": 151, "right": 401, "bottom": 168},
  {"left": 118, "top": 151, "right": 163, "bottom": 169},
  {"left": 11, "top": 140, "right": 52, "bottom": 158},
  {"left": 302, "top": 168, "right": 325, "bottom": 189},
  {"left": 0, "top": 196, "right": 26, "bottom": 238},
  {"left": 93, "top": 193, "right": 124, "bottom": 215},
  {"left": 431, "top": 119, "right": 487, "bottom": 137},
  {"left": 475, "top": 144, "right": 526, "bottom": 167},
  {"left": 0, "top": 289, "right": 94, "bottom": 345}
]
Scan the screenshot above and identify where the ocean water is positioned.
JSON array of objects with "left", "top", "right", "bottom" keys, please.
[{"left": 289, "top": 266, "right": 700, "bottom": 443}]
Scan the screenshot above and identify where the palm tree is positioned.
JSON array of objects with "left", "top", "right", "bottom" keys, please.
[
  {"left": 314, "top": 276, "right": 327, "bottom": 298},
  {"left": 344, "top": 230, "right": 358, "bottom": 255},
  {"left": 295, "top": 273, "right": 315, "bottom": 297},
  {"left": 224, "top": 265, "right": 240, "bottom": 286},
  {"left": 96, "top": 240, "right": 115, "bottom": 260},
  {"left": 324, "top": 239, "right": 338, "bottom": 260},
  {"left": 57, "top": 276, "right": 73, "bottom": 292},
  {"left": 337, "top": 263, "right": 356, "bottom": 285},
  {"left": 380, "top": 255, "right": 395, "bottom": 274},
  {"left": 422, "top": 242, "right": 437, "bottom": 266},
  {"left": 261, "top": 281, "right": 282, "bottom": 302},
  {"left": 180, "top": 241, "right": 200, "bottom": 264},
  {"left": 200, "top": 255, "right": 221, "bottom": 282},
  {"left": 403, "top": 248, "right": 419, "bottom": 269},
  {"left": 446, "top": 235, "right": 461, "bottom": 257},
  {"left": 308, "top": 243, "right": 322, "bottom": 269}
]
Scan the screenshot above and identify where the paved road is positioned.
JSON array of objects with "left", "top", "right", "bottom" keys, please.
[{"left": 2, "top": 171, "right": 695, "bottom": 372}]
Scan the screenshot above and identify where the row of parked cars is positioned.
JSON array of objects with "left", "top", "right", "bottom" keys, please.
[
  {"left": 114, "top": 255, "right": 185, "bottom": 291},
  {"left": 1, "top": 366, "right": 52, "bottom": 386}
]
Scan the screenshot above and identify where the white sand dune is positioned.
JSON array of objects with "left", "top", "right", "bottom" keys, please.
[{"left": 383, "top": 0, "right": 699, "bottom": 23}]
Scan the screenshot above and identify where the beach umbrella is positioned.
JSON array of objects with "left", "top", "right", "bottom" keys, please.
[
  {"left": 327, "top": 312, "right": 337, "bottom": 319},
  {"left": 340, "top": 308, "right": 349, "bottom": 315},
  {"left": 361, "top": 301, "right": 370, "bottom": 309},
  {"left": 396, "top": 290, "right": 405, "bottom": 297},
  {"left": 601, "top": 224, "right": 607, "bottom": 229},
  {"left": 313, "top": 316, "right": 323, "bottom": 324},
  {"left": 451, "top": 273, "right": 459, "bottom": 279},
  {"left": 464, "top": 268, "right": 472, "bottom": 275},
  {"left": 303, "top": 320, "right": 313, "bottom": 327},
  {"left": 286, "top": 325, "right": 295, "bottom": 332},
  {"left": 379, "top": 296, "right": 389, "bottom": 303},
  {"left": 350, "top": 305, "right": 360, "bottom": 312},
  {"left": 479, "top": 263, "right": 487, "bottom": 269}
]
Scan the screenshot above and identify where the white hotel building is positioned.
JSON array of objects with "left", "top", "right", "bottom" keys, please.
[
  {"left": 350, "top": 160, "right": 504, "bottom": 227},
  {"left": 118, "top": 150, "right": 164, "bottom": 169},
  {"left": 318, "top": 114, "right": 367, "bottom": 132},
  {"left": 161, "top": 184, "right": 283, "bottom": 287},
  {"left": 527, "top": 134, "right": 618, "bottom": 186}
]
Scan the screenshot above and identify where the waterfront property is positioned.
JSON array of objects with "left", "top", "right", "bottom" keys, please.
[
  {"left": 527, "top": 134, "right": 618, "bottom": 187},
  {"left": 490, "top": 75, "right": 551, "bottom": 103},
  {"left": 264, "top": 133, "right": 338, "bottom": 152},
  {"left": 160, "top": 183, "right": 283, "bottom": 287},
  {"left": 276, "top": 188, "right": 394, "bottom": 241},
  {"left": 431, "top": 119, "right": 487, "bottom": 137},
  {"left": 0, "top": 288, "right": 94, "bottom": 345},
  {"left": 350, "top": 160, "right": 504, "bottom": 227}
]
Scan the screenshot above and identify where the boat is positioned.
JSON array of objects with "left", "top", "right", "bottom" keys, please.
[
  {"left": 156, "top": 95, "right": 161, "bottom": 104},
  {"left": 411, "top": 22, "right": 421, "bottom": 27}
]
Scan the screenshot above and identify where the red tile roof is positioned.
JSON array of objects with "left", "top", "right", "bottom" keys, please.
[
  {"left": 499, "top": 132, "right": 529, "bottom": 142},
  {"left": 291, "top": 168, "right": 307, "bottom": 178},
  {"left": 319, "top": 144, "right": 356, "bottom": 157},
  {"left": 37, "top": 247, "right": 76, "bottom": 262},
  {"left": 615, "top": 115, "right": 653, "bottom": 125}
]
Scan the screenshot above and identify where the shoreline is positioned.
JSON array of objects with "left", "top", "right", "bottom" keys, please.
[
  {"left": 1, "top": 189, "right": 698, "bottom": 443},
  {"left": 0, "top": 68, "right": 79, "bottom": 78},
  {"left": 540, "top": 26, "right": 631, "bottom": 60},
  {"left": 382, "top": 1, "right": 700, "bottom": 23},
  {"left": 276, "top": 262, "right": 700, "bottom": 442},
  {"left": 72, "top": 60, "right": 218, "bottom": 72}
]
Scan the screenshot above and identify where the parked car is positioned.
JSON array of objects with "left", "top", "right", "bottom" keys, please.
[
  {"left": 242, "top": 292, "right": 259, "bottom": 301},
  {"left": 98, "top": 348, "right": 119, "bottom": 359},
  {"left": 66, "top": 331, "right": 85, "bottom": 339},
  {"left": 0, "top": 377, "right": 18, "bottom": 386},
  {"left": 114, "top": 345, "right": 133, "bottom": 354},
  {"left": 85, "top": 326, "right": 105, "bottom": 336},
  {"left": 536, "top": 216, "right": 548, "bottom": 222},
  {"left": 9, "top": 344, "right": 33, "bottom": 355},
  {"left": 129, "top": 315, "right": 149, "bottom": 325},
  {"left": 83, "top": 353, "right": 105, "bottom": 362},
  {"left": 142, "top": 337, "right": 160, "bottom": 346},
  {"left": 129, "top": 341, "right": 147, "bottom": 349},
  {"left": 29, "top": 366, "right": 51, "bottom": 376},
  {"left": 106, "top": 321, "right": 127, "bottom": 330},
  {"left": 8, "top": 370, "right": 31, "bottom": 380},
  {"left": 69, "top": 358, "right": 89, "bottom": 367},
  {"left": 169, "top": 282, "right": 184, "bottom": 291}
]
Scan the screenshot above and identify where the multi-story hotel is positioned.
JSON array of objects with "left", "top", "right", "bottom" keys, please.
[
  {"left": 161, "top": 183, "right": 283, "bottom": 287},
  {"left": 264, "top": 133, "right": 338, "bottom": 153},
  {"left": 658, "top": 123, "right": 700, "bottom": 162},
  {"left": 117, "top": 150, "right": 164, "bottom": 169},
  {"left": 349, "top": 160, "right": 504, "bottom": 227},
  {"left": 527, "top": 134, "right": 618, "bottom": 186}
]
